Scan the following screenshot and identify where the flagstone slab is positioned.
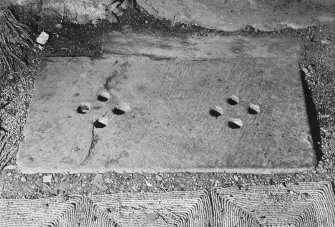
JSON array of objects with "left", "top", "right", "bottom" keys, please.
[{"left": 17, "top": 36, "right": 316, "bottom": 173}]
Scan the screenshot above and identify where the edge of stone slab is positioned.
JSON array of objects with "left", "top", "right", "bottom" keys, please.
[
  {"left": 136, "top": 0, "right": 335, "bottom": 31},
  {"left": 16, "top": 165, "right": 315, "bottom": 175}
]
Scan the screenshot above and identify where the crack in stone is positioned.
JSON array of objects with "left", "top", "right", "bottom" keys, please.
[{"left": 80, "top": 126, "right": 99, "bottom": 166}]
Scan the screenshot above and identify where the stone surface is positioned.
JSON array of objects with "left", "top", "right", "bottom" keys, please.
[
  {"left": 211, "top": 181, "right": 335, "bottom": 226},
  {"left": 0, "top": 182, "right": 335, "bottom": 226},
  {"left": 2, "top": 0, "right": 335, "bottom": 31},
  {"left": 42, "top": 175, "right": 52, "bottom": 183},
  {"left": 90, "top": 174, "right": 108, "bottom": 191},
  {"left": 17, "top": 34, "right": 316, "bottom": 174},
  {"left": 137, "top": 0, "right": 335, "bottom": 31},
  {"left": 0, "top": 190, "right": 211, "bottom": 226}
]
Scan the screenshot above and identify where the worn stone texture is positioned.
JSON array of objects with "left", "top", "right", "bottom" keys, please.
[
  {"left": 17, "top": 32, "right": 316, "bottom": 174},
  {"left": 2, "top": 0, "right": 335, "bottom": 30},
  {"left": 137, "top": 0, "right": 335, "bottom": 31},
  {"left": 1, "top": 182, "right": 335, "bottom": 226},
  {"left": 2, "top": 0, "right": 113, "bottom": 23}
]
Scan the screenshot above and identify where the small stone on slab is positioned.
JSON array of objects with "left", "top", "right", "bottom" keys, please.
[{"left": 42, "top": 175, "right": 52, "bottom": 183}]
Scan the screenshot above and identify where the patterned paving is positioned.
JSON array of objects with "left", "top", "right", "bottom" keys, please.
[
  {"left": 0, "top": 190, "right": 211, "bottom": 227},
  {"left": 90, "top": 190, "right": 212, "bottom": 226},
  {"left": 0, "top": 182, "right": 334, "bottom": 226},
  {"left": 211, "top": 181, "right": 335, "bottom": 227}
]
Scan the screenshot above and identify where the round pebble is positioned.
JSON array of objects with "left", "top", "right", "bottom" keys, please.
[
  {"left": 36, "top": 31, "right": 49, "bottom": 45},
  {"left": 21, "top": 176, "right": 27, "bottom": 182},
  {"left": 43, "top": 174, "right": 52, "bottom": 183}
]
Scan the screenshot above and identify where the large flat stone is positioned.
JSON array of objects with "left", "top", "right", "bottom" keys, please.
[{"left": 17, "top": 35, "right": 316, "bottom": 174}]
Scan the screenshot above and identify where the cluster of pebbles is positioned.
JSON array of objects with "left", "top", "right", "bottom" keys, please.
[{"left": 210, "top": 95, "right": 260, "bottom": 129}]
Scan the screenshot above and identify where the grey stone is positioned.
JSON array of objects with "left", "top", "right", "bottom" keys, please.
[
  {"left": 42, "top": 175, "right": 52, "bottom": 183},
  {"left": 17, "top": 33, "right": 316, "bottom": 174}
]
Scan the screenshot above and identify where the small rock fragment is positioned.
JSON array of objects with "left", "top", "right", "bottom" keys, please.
[
  {"left": 287, "top": 189, "right": 296, "bottom": 195},
  {"left": 43, "top": 174, "right": 52, "bottom": 183},
  {"left": 248, "top": 103, "right": 260, "bottom": 114},
  {"left": 106, "top": 12, "right": 118, "bottom": 23},
  {"left": 0, "top": 129, "right": 6, "bottom": 137},
  {"left": 97, "top": 91, "right": 111, "bottom": 102},
  {"left": 20, "top": 176, "right": 27, "bottom": 182},
  {"left": 144, "top": 213, "right": 159, "bottom": 221},
  {"left": 227, "top": 95, "right": 240, "bottom": 105},
  {"left": 112, "top": 8, "right": 123, "bottom": 17},
  {"left": 55, "top": 23, "right": 62, "bottom": 29},
  {"left": 104, "top": 178, "right": 111, "bottom": 184},
  {"left": 120, "top": 0, "right": 132, "bottom": 9},
  {"left": 301, "top": 67, "right": 309, "bottom": 74},
  {"left": 301, "top": 66, "right": 312, "bottom": 77},
  {"left": 145, "top": 180, "right": 153, "bottom": 187},
  {"left": 36, "top": 31, "right": 49, "bottom": 45},
  {"left": 3, "top": 165, "right": 17, "bottom": 170},
  {"left": 319, "top": 114, "right": 330, "bottom": 119},
  {"left": 321, "top": 38, "right": 332, "bottom": 45},
  {"left": 109, "top": 2, "right": 120, "bottom": 11},
  {"left": 91, "top": 174, "right": 108, "bottom": 191},
  {"left": 53, "top": 176, "right": 59, "bottom": 183},
  {"left": 155, "top": 175, "right": 163, "bottom": 181},
  {"left": 228, "top": 118, "right": 243, "bottom": 129},
  {"left": 77, "top": 102, "right": 91, "bottom": 114},
  {"left": 307, "top": 65, "right": 314, "bottom": 72}
]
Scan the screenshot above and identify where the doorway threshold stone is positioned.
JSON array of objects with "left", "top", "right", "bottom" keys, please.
[{"left": 17, "top": 35, "right": 316, "bottom": 174}]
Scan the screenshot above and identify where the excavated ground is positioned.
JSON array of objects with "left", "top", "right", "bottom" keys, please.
[{"left": 1, "top": 3, "right": 335, "bottom": 226}]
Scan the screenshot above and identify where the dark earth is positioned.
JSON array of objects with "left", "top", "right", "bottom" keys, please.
[{"left": 1, "top": 4, "right": 335, "bottom": 199}]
